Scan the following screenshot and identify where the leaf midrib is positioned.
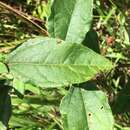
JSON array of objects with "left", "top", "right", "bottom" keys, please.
[{"left": 8, "top": 62, "right": 110, "bottom": 69}]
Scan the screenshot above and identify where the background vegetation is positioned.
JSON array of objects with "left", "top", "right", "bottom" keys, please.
[{"left": 0, "top": 0, "right": 130, "bottom": 129}]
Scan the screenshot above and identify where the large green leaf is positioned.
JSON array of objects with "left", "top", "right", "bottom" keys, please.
[
  {"left": 60, "top": 87, "right": 114, "bottom": 130},
  {"left": 48, "top": 0, "right": 93, "bottom": 43},
  {"left": 6, "top": 37, "right": 113, "bottom": 87},
  {"left": 13, "top": 78, "right": 25, "bottom": 95}
]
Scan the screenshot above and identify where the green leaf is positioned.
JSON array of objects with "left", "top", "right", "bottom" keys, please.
[
  {"left": 0, "top": 62, "right": 8, "bottom": 74},
  {"left": 60, "top": 87, "right": 114, "bottom": 130},
  {"left": 6, "top": 37, "right": 113, "bottom": 87},
  {"left": 13, "top": 78, "right": 25, "bottom": 95},
  {"left": 25, "top": 83, "right": 40, "bottom": 95},
  {"left": 0, "top": 86, "right": 11, "bottom": 129},
  {"left": 13, "top": 79, "right": 41, "bottom": 98},
  {"left": 48, "top": 0, "right": 93, "bottom": 43}
]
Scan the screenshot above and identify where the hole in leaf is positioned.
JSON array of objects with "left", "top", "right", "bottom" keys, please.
[
  {"left": 88, "top": 113, "right": 92, "bottom": 116},
  {"left": 101, "top": 106, "right": 104, "bottom": 109}
]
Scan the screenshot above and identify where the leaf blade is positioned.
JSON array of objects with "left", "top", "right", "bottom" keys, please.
[
  {"left": 7, "top": 37, "right": 113, "bottom": 87},
  {"left": 60, "top": 86, "right": 114, "bottom": 130},
  {"left": 48, "top": 0, "right": 93, "bottom": 43}
]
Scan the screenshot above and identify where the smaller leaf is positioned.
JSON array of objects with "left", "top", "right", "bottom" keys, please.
[
  {"left": 13, "top": 78, "right": 25, "bottom": 95},
  {"left": 0, "top": 62, "right": 8, "bottom": 74},
  {"left": 60, "top": 86, "right": 114, "bottom": 130},
  {"left": 25, "top": 83, "right": 40, "bottom": 95},
  {"left": 48, "top": 0, "right": 93, "bottom": 43}
]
